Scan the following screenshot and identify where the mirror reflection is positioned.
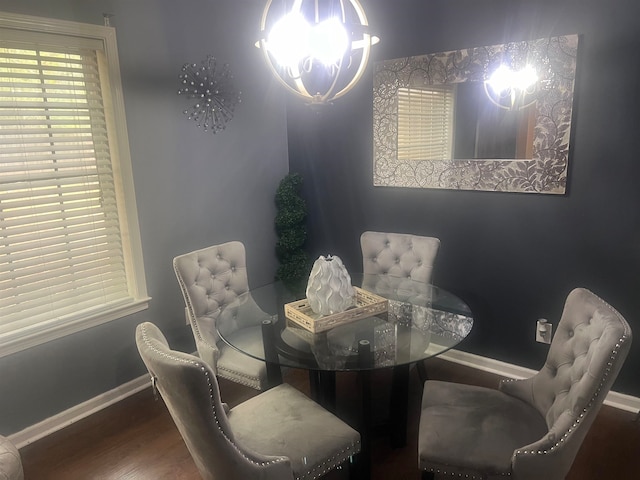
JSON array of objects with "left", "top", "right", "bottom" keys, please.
[{"left": 452, "top": 82, "right": 535, "bottom": 160}]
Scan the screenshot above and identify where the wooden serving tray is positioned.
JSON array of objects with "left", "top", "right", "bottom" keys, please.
[{"left": 284, "top": 287, "right": 388, "bottom": 333}]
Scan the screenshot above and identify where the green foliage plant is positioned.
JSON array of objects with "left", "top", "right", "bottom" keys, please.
[{"left": 274, "top": 173, "right": 311, "bottom": 291}]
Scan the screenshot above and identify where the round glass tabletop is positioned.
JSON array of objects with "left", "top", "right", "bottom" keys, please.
[{"left": 215, "top": 273, "right": 473, "bottom": 372}]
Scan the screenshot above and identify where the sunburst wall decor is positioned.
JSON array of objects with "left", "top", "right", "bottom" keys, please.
[{"left": 177, "top": 55, "right": 241, "bottom": 133}]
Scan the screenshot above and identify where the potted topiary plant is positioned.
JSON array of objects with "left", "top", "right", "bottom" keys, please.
[{"left": 274, "top": 173, "right": 311, "bottom": 294}]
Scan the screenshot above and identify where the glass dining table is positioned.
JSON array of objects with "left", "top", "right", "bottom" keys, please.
[{"left": 214, "top": 273, "right": 473, "bottom": 476}]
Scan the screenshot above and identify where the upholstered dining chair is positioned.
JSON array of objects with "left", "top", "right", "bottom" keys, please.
[
  {"left": 360, "top": 231, "right": 440, "bottom": 287},
  {"left": 418, "top": 287, "right": 632, "bottom": 480},
  {"left": 173, "top": 241, "right": 270, "bottom": 390},
  {"left": 360, "top": 231, "right": 440, "bottom": 381},
  {"left": 0, "top": 435, "right": 23, "bottom": 480},
  {"left": 136, "top": 322, "right": 361, "bottom": 480}
]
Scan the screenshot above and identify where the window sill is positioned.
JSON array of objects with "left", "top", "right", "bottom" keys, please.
[{"left": 0, "top": 297, "right": 151, "bottom": 359}]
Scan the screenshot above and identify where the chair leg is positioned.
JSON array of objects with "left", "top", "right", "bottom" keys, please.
[
  {"left": 348, "top": 453, "right": 365, "bottom": 480},
  {"left": 416, "top": 360, "right": 429, "bottom": 383}
]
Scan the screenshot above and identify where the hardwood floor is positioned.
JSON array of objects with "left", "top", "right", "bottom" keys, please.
[{"left": 19, "top": 358, "right": 640, "bottom": 479}]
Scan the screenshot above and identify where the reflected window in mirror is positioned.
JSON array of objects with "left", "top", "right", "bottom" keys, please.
[{"left": 397, "top": 86, "right": 455, "bottom": 161}]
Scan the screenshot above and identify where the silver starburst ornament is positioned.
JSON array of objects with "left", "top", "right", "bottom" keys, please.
[{"left": 177, "top": 55, "right": 241, "bottom": 133}]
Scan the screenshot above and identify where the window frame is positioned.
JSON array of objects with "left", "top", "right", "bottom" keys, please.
[{"left": 0, "top": 11, "right": 149, "bottom": 357}]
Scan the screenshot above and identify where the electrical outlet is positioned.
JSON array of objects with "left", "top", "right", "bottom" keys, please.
[{"left": 536, "top": 319, "right": 552, "bottom": 344}]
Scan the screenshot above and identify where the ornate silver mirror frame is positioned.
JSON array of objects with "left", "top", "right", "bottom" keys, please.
[{"left": 373, "top": 35, "right": 579, "bottom": 194}]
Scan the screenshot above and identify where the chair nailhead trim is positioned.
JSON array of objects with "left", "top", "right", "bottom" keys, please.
[
  {"left": 424, "top": 291, "right": 630, "bottom": 479},
  {"left": 142, "top": 324, "right": 361, "bottom": 480},
  {"left": 141, "top": 325, "right": 290, "bottom": 469},
  {"left": 173, "top": 255, "right": 267, "bottom": 391},
  {"left": 300, "top": 445, "right": 361, "bottom": 480},
  {"left": 424, "top": 466, "right": 505, "bottom": 478},
  {"left": 217, "top": 366, "right": 263, "bottom": 390},
  {"left": 514, "top": 331, "right": 630, "bottom": 457}
]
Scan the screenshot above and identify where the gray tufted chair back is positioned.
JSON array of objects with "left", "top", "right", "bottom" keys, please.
[
  {"left": 173, "top": 241, "right": 248, "bottom": 359},
  {"left": 173, "top": 241, "right": 269, "bottom": 390},
  {"left": 360, "top": 231, "right": 440, "bottom": 284},
  {"left": 532, "top": 288, "right": 631, "bottom": 426},
  {"left": 360, "top": 232, "right": 440, "bottom": 306},
  {"left": 360, "top": 231, "right": 439, "bottom": 384},
  {"left": 499, "top": 287, "right": 632, "bottom": 479}
]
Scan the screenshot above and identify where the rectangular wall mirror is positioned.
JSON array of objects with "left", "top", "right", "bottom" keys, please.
[{"left": 373, "top": 35, "right": 579, "bottom": 194}]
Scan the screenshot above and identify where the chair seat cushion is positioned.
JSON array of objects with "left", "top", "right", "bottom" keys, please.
[
  {"left": 229, "top": 383, "right": 360, "bottom": 480},
  {"left": 418, "top": 380, "right": 548, "bottom": 477}
]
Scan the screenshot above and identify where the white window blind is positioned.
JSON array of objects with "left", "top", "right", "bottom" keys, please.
[
  {"left": 0, "top": 13, "right": 148, "bottom": 354},
  {"left": 397, "top": 85, "right": 455, "bottom": 161}
]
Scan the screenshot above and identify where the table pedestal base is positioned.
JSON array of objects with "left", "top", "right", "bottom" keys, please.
[
  {"left": 309, "top": 370, "right": 336, "bottom": 412},
  {"left": 307, "top": 362, "right": 411, "bottom": 479}
]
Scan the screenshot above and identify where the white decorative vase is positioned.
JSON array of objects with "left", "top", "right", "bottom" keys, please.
[{"left": 306, "top": 255, "right": 356, "bottom": 315}]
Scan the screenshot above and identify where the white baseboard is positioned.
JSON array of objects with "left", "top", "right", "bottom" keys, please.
[
  {"left": 439, "top": 349, "right": 640, "bottom": 414},
  {"left": 9, "top": 375, "right": 151, "bottom": 449},
  {"left": 8, "top": 350, "right": 639, "bottom": 449}
]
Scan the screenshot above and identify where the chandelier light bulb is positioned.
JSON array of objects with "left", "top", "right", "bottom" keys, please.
[
  {"left": 485, "top": 63, "right": 540, "bottom": 110},
  {"left": 267, "top": 13, "right": 310, "bottom": 69},
  {"left": 488, "top": 65, "right": 538, "bottom": 94},
  {"left": 514, "top": 65, "right": 538, "bottom": 91},
  {"left": 310, "top": 18, "right": 349, "bottom": 65},
  {"left": 487, "top": 65, "right": 513, "bottom": 94}
]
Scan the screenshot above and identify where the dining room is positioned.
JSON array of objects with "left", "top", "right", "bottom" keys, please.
[{"left": 1, "top": 0, "right": 639, "bottom": 479}]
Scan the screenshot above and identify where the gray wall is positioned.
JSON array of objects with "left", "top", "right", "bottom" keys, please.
[
  {"left": 0, "top": 0, "right": 289, "bottom": 435},
  {"left": 287, "top": 0, "right": 640, "bottom": 396}
]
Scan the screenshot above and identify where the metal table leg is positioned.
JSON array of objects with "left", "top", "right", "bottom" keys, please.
[
  {"left": 261, "top": 319, "right": 283, "bottom": 388},
  {"left": 389, "top": 363, "right": 410, "bottom": 448},
  {"left": 357, "top": 339, "right": 373, "bottom": 480},
  {"left": 308, "top": 370, "right": 336, "bottom": 412}
]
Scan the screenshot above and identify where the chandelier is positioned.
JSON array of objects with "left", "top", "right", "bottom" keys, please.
[
  {"left": 481, "top": 40, "right": 554, "bottom": 111},
  {"left": 483, "top": 64, "right": 539, "bottom": 110},
  {"left": 258, "top": 0, "right": 379, "bottom": 106}
]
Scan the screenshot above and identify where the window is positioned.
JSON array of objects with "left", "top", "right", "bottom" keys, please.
[
  {"left": 397, "top": 85, "right": 455, "bottom": 161},
  {"left": 0, "top": 12, "right": 149, "bottom": 356}
]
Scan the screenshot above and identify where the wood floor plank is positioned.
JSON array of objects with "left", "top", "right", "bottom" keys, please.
[{"left": 18, "top": 358, "right": 640, "bottom": 479}]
